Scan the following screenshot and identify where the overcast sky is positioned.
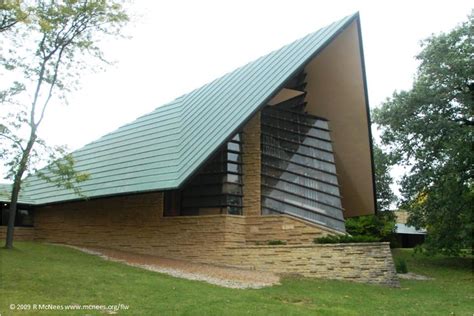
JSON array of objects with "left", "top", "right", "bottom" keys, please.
[
  {"left": 37, "top": 0, "right": 473, "bottom": 148},
  {"left": 2, "top": 1, "right": 473, "bottom": 191}
]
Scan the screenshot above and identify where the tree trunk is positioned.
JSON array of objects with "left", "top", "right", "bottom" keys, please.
[{"left": 4, "top": 135, "right": 36, "bottom": 249}]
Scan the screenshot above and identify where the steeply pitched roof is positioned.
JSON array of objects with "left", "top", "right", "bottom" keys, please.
[{"left": 21, "top": 13, "right": 359, "bottom": 205}]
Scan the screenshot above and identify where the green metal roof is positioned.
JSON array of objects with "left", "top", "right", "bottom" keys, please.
[
  {"left": 0, "top": 183, "right": 36, "bottom": 204},
  {"left": 21, "top": 13, "right": 358, "bottom": 205}
]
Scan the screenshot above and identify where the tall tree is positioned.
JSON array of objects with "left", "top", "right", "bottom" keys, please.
[
  {"left": 0, "top": 0, "right": 129, "bottom": 249},
  {"left": 373, "top": 13, "right": 473, "bottom": 255},
  {"left": 373, "top": 143, "right": 397, "bottom": 212}
]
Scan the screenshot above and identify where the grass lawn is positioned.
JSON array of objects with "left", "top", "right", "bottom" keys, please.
[{"left": 1, "top": 242, "right": 473, "bottom": 315}]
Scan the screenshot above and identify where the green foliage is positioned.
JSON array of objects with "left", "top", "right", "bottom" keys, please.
[
  {"left": 314, "top": 234, "right": 380, "bottom": 244},
  {"left": 373, "top": 12, "right": 473, "bottom": 256},
  {"left": 373, "top": 144, "right": 397, "bottom": 211},
  {"left": 395, "top": 258, "right": 408, "bottom": 274},
  {"left": 267, "top": 240, "right": 287, "bottom": 245},
  {"left": 0, "top": 0, "right": 129, "bottom": 248},
  {"left": 345, "top": 212, "right": 396, "bottom": 241},
  {"left": 0, "top": 0, "right": 129, "bottom": 184},
  {"left": 0, "top": 0, "right": 30, "bottom": 32}
]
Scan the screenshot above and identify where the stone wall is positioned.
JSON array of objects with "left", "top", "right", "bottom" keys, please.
[
  {"left": 242, "top": 112, "right": 261, "bottom": 216},
  {"left": 24, "top": 192, "right": 398, "bottom": 285},
  {"left": 34, "top": 193, "right": 236, "bottom": 261},
  {"left": 0, "top": 226, "right": 35, "bottom": 241},
  {"left": 244, "top": 215, "right": 341, "bottom": 245},
  {"left": 221, "top": 242, "right": 399, "bottom": 286},
  {"left": 31, "top": 192, "right": 334, "bottom": 260}
]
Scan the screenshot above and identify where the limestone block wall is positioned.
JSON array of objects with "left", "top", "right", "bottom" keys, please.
[
  {"left": 31, "top": 192, "right": 333, "bottom": 260},
  {"left": 244, "top": 215, "right": 340, "bottom": 245},
  {"left": 22, "top": 191, "right": 398, "bottom": 286},
  {"left": 0, "top": 226, "right": 34, "bottom": 241},
  {"left": 33, "top": 193, "right": 243, "bottom": 261},
  {"left": 242, "top": 112, "right": 261, "bottom": 216},
  {"left": 221, "top": 242, "right": 399, "bottom": 286}
]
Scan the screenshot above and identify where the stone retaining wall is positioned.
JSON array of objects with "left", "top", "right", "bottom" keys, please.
[
  {"left": 220, "top": 242, "right": 399, "bottom": 286},
  {"left": 4, "top": 191, "right": 398, "bottom": 286}
]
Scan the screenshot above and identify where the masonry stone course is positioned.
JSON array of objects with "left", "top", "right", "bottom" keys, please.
[{"left": 0, "top": 113, "right": 398, "bottom": 286}]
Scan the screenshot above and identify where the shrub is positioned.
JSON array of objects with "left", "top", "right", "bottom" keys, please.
[
  {"left": 345, "top": 212, "right": 396, "bottom": 240},
  {"left": 345, "top": 212, "right": 398, "bottom": 247},
  {"left": 395, "top": 258, "right": 408, "bottom": 273},
  {"left": 267, "top": 240, "right": 287, "bottom": 245},
  {"left": 314, "top": 235, "right": 380, "bottom": 244}
]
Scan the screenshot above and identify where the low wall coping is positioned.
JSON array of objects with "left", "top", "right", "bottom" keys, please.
[{"left": 227, "top": 242, "right": 390, "bottom": 250}]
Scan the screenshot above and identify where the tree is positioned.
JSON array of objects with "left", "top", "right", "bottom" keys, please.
[
  {"left": 344, "top": 143, "right": 396, "bottom": 242},
  {"left": 373, "top": 12, "right": 473, "bottom": 256},
  {"left": 0, "top": 0, "right": 28, "bottom": 32},
  {"left": 0, "top": 0, "right": 129, "bottom": 249},
  {"left": 373, "top": 143, "right": 397, "bottom": 212}
]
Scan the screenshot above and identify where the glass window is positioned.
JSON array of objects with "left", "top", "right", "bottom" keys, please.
[
  {"left": 163, "top": 190, "right": 181, "bottom": 216},
  {"left": 222, "top": 183, "right": 242, "bottom": 195},
  {"left": 227, "top": 152, "right": 239, "bottom": 162},
  {"left": 227, "top": 206, "right": 242, "bottom": 215},
  {"left": 225, "top": 174, "right": 240, "bottom": 183},
  {"left": 227, "top": 163, "right": 240, "bottom": 174},
  {"left": 0, "top": 205, "right": 34, "bottom": 227},
  {"left": 227, "top": 142, "right": 240, "bottom": 152},
  {"left": 231, "top": 134, "right": 241, "bottom": 142}
]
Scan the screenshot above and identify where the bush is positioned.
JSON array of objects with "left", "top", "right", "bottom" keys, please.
[
  {"left": 345, "top": 212, "right": 396, "bottom": 240},
  {"left": 314, "top": 235, "right": 380, "bottom": 244},
  {"left": 345, "top": 212, "right": 398, "bottom": 247},
  {"left": 395, "top": 258, "right": 408, "bottom": 273},
  {"left": 267, "top": 240, "right": 287, "bottom": 245}
]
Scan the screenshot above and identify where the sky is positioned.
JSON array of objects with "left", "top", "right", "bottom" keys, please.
[{"left": 2, "top": 0, "right": 473, "bottom": 193}]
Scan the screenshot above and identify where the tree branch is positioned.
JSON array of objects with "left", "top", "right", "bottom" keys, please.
[{"left": 0, "top": 133, "right": 24, "bottom": 151}]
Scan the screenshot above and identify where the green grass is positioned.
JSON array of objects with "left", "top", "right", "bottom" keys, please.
[{"left": 1, "top": 242, "right": 473, "bottom": 315}]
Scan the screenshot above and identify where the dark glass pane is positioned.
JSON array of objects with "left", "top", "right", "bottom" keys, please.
[
  {"left": 262, "top": 136, "right": 334, "bottom": 163},
  {"left": 182, "top": 196, "right": 226, "bottom": 208},
  {"left": 228, "top": 206, "right": 242, "bottom": 215},
  {"left": 262, "top": 165, "right": 340, "bottom": 196},
  {"left": 164, "top": 190, "right": 181, "bottom": 216},
  {"left": 262, "top": 178, "right": 341, "bottom": 208},
  {"left": 171, "top": 129, "right": 243, "bottom": 216},
  {"left": 1, "top": 207, "right": 8, "bottom": 226},
  {"left": 262, "top": 126, "right": 333, "bottom": 152},
  {"left": 16, "top": 209, "right": 34, "bottom": 227},
  {"left": 223, "top": 183, "right": 242, "bottom": 195},
  {"left": 261, "top": 106, "right": 344, "bottom": 231},
  {"left": 262, "top": 145, "right": 336, "bottom": 173},
  {"left": 227, "top": 195, "right": 242, "bottom": 206},
  {"left": 262, "top": 197, "right": 345, "bottom": 231},
  {"left": 182, "top": 185, "right": 223, "bottom": 197},
  {"left": 262, "top": 157, "right": 338, "bottom": 185}
]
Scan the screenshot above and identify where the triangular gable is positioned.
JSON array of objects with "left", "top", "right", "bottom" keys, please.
[{"left": 22, "top": 13, "right": 360, "bottom": 205}]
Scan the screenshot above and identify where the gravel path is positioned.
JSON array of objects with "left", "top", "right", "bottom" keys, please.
[
  {"left": 64, "top": 245, "right": 280, "bottom": 289},
  {"left": 397, "top": 272, "right": 434, "bottom": 280}
]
